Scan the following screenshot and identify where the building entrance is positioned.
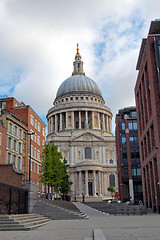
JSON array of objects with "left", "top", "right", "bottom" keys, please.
[{"left": 88, "top": 182, "right": 93, "bottom": 196}]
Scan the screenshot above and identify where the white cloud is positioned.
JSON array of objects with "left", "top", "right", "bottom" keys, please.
[{"left": 0, "top": 0, "right": 160, "bottom": 132}]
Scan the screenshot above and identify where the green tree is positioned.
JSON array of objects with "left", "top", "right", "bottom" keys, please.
[
  {"left": 60, "top": 158, "right": 73, "bottom": 195},
  {"left": 107, "top": 186, "right": 115, "bottom": 200},
  {"left": 40, "top": 143, "right": 72, "bottom": 194}
]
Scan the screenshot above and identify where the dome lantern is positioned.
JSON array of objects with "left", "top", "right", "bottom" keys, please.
[{"left": 72, "top": 43, "right": 85, "bottom": 76}]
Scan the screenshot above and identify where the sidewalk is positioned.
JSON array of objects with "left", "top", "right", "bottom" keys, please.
[{"left": 0, "top": 207, "right": 160, "bottom": 240}]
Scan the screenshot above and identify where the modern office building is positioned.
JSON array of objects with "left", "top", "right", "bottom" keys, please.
[
  {"left": 115, "top": 107, "right": 143, "bottom": 203},
  {"left": 46, "top": 45, "right": 117, "bottom": 201},
  {"left": 135, "top": 19, "right": 160, "bottom": 213},
  {"left": 0, "top": 97, "right": 46, "bottom": 192}
]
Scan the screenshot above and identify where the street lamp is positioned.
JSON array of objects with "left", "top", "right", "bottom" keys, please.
[{"left": 27, "top": 132, "right": 35, "bottom": 182}]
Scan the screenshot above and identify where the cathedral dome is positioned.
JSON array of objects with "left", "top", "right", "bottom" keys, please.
[
  {"left": 56, "top": 74, "right": 102, "bottom": 98},
  {"left": 56, "top": 44, "right": 102, "bottom": 99}
]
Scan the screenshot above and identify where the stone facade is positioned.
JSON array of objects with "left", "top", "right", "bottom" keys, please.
[{"left": 46, "top": 45, "right": 117, "bottom": 201}]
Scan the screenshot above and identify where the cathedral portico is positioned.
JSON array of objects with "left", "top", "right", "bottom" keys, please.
[{"left": 46, "top": 44, "right": 117, "bottom": 201}]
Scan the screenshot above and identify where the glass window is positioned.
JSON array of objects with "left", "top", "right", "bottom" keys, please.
[
  {"left": 121, "top": 122, "right": 125, "bottom": 130},
  {"left": 129, "top": 137, "right": 134, "bottom": 142},
  {"left": 19, "top": 129, "right": 22, "bottom": 139},
  {"left": 121, "top": 137, "right": 126, "bottom": 143},
  {"left": 34, "top": 148, "right": 36, "bottom": 157},
  {"left": 2, "top": 102, "right": 6, "bottom": 109},
  {"left": 43, "top": 128, "right": 45, "bottom": 137},
  {"left": 130, "top": 111, "right": 137, "bottom": 117},
  {"left": 31, "top": 130, "right": 34, "bottom": 140},
  {"left": 133, "top": 122, "right": 138, "bottom": 130},
  {"left": 37, "top": 150, "right": 40, "bottom": 160},
  {"left": 13, "top": 140, "right": 17, "bottom": 151},
  {"left": 37, "top": 136, "right": 40, "bottom": 146},
  {"left": 8, "top": 137, "right": 12, "bottom": 149},
  {"left": 37, "top": 165, "right": 39, "bottom": 174},
  {"left": 38, "top": 123, "right": 41, "bottom": 132},
  {"left": 128, "top": 122, "right": 133, "bottom": 130},
  {"left": 14, "top": 126, "right": 17, "bottom": 136},
  {"left": 109, "top": 174, "right": 115, "bottom": 187},
  {"left": 31, "top": 146, "right": 33, "bottom": 156},
  {"left": 7, "top": 152, "right": 11, "bottom": 164},
  {"left": 8, "top": 122, "right": 12, "bottom": 134},
  {"left": 31, "top": 115, "right": 34, "bottom": 126},
  {"left": 35, "top": 119, "right": 37, "bottom": 129},
  {"left": 17, "top": 156, "right": 21, "bottom": 169},
  {"left": 23, "top": 132, "right": 26, "bottom": 139},
  {"left": 137, "top": 168, "right": 141, "bottom": 176},
  {"left": 23, "top": 143, "right": 26, "bottom": 151},
  {"left": 18, "top": 142, "right": 22, "bottom": 154},
  {"left": 85, "top": 147, "right": 92, "bottom": 159}
]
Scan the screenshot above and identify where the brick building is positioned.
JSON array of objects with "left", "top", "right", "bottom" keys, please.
[
  {"left": 135, "top": 19, "right": 160, "bottom": 213},
  {"left": 115, "top": 107, "right": 143, "bottom": 203},
  {"left": 0, "top": 97, "right": 46, "bottom": 192}
]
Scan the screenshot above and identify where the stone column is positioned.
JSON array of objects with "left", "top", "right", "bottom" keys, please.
[
  {"left": 85, "top": 111, "right": 88, "bottom": 129},
  {"left": 93, "top": 170, "right": 96, "bottom": 197},
  {"left": 79, "top": 171, "right": 82, "bottom": 196},
  {"left": 55, "top": 115, "right": 58, "bottom": 132},
  {"left": 102, "top": 114, "right": 105, "bottom": 131},
  {"left": 98, "top": 112, "right": 100, "bottom": 129},
  {"left": 92, "top": 111, "right": 94, "bottom": 129},
  {"left": 60, "top": 113, "right": 62, "bottom": 131},
  {"left": 66, "top": 112, "right": 68, "bottom": 129},
  {"left": 85, "top": 170, "right": 89, "bottom": 197},
  {"left": 98, "top": 171, "right": 102, "bottom": 196},
  {"left": 106, "top": 116, "right": 108, "bottom": 132},
  {"left": 69, "top": 146, "right": 73, "bottom": 165},
  {"left": 79, "top": 111, "right": 81, "bottom": 129},
  {"left": 51, "top": 116, "right": 53, "bottom": 132},
  {"left": 103, "top": 146, "right": 106, "bottom": 164},
  {"left": 72, "top": 111, "right": 75, "bottom": 129}
]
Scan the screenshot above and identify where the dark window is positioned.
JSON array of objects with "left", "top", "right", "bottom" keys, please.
[
  {"left": 81, "top": 122, "right": 84, "bottom": 129},
  {"left": 122, "top": 152, "right": 127, "bottom": 159},
  {"left": 130, "top": 111, "right": 137, "bottom": 117},
  {"left": 109, "top": 174, "right": 115, "bottom": 187},
  {"left": 109, "top": 159, "right": 113, "bottom": 164},
  {"left": 76, "top": 122, "right": 79, "bottom": 129},
  {"left": 85, "top": 147, "right": 92, "bottom": 159},
  {"left": 78, "top": 63, "right": 80, "bottom": 68}
]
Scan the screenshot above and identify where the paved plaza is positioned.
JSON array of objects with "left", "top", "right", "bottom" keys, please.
[{"left": 1, "top": 203, "right": 160, "bottom": 240}]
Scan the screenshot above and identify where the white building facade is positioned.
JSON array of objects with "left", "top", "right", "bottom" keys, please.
[{"left": 46, "top": 45, "right": 117, "bottom": 201}]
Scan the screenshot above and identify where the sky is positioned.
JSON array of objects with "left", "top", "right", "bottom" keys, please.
[{"left": 0, "top": 0, "right": 160, "bottom": 133}]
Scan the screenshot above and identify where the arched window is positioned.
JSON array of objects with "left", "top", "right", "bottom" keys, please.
[
  {"left": 109, "top": 174, "right": 115, "bottom": 187},
  {"left": 85, "top": 147, "right": 92, "bottom": 159}
]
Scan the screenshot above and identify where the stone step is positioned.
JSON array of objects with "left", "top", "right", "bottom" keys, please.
[
  {"left": 0, "top": 214, "right": 51, "bottom": 231},
  {"left": 32, "top": 199, "right": 86, "bottom": 220}
]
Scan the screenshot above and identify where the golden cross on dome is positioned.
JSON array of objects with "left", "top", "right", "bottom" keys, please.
[{"left": 77, "top": 43, "right": 79, "bottom": 54}]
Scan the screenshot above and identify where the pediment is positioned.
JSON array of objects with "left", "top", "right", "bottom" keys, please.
[{"left": 71, "top": 132, "right": 104, "bottom": 142}]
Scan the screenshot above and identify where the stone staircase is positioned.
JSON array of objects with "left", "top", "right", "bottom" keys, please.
[
  {"left": 0, "top": 214, "right": 51, "bottom": 231},
  {"left": 85, "top": 201, "right": 148, "bottom": 215},
  {"left": 31, "top": 199, "right": 88, "bottom": 220}
]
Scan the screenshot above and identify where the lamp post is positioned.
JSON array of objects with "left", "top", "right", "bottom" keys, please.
[{"left": 27, "top": 132, "right": 35, "bottom": 182}]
